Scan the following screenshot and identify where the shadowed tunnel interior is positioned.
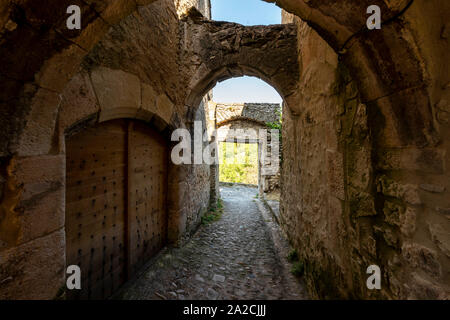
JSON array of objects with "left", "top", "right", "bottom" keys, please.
[{"left": 0, "top": 0, "right": 449, "bottom": 300}]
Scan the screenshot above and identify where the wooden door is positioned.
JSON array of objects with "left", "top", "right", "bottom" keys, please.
[
  {"left": 128, "top": 121, "right": 168, "bottom": 275},
  {"left": 65, "top": 119, "right": 168, "bottom": 300},
  {"left": 66, "top": 120, "right": 128, "bottom": 299}
]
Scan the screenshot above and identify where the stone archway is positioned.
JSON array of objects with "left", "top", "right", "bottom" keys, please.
[
  {"left": 181, "top": 12, "right": 299, "bottom": 112},
  {"left": 264, "top": 0, "right": 450, "bottom": 299},
  {"left": 58, "top": 65, "right": 177, "bottom": 300},
  {"left": 0, "top": 0, "right": 448, "bottom": 300},
  {"left": 213, "top": 103, "right": 282, "bottom": 197},
  {"left": 0, "top": 0, "right": 159, "bottom": 157}
]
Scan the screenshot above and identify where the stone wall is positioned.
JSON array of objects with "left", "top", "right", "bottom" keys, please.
[
  {"left": 280, "top": 4, "right": 450, "bottom": 299},
  {"left": 215, "top": 103, "right": 280, "bottom": 126},
  {"left": 0, "top": 0, "right": 214, "bottom": 299},
  {"left": 0, "top": 0, "right": 448, "bottom": 300},
  {"left": 64, "top": 0, "right": 214, "bottom": 245}
]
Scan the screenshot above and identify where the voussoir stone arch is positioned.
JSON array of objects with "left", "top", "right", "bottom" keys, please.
[
  {"left": 182, "top": 12, "right": 299, "bottom": 111},
  {"left": 214, "top": 103, "right": 280, "bottom": 144},
  {"left": 215, "top": 103, "right": 280, "bottom": 128},
  {"left": 0, "top": 0, "right": 161, "bottom": 157},
  {"left": 217, "top": 117, "right": 267, "bottom": 129},
  {"left": 59, "top": 66, "right": 176, "bottom": 140},
  {"left": 266, "top": 0, "right": 446, "bottom": 147}
]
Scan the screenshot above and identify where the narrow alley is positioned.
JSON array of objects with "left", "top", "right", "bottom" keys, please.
[
  {"left": 118, "top": 185, "right": 306, "bottom": 300},
  {"left": 1, "top": 0, "right": 449, "bottom": 302}
]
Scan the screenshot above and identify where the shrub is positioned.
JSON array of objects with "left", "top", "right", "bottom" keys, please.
[
  {"left": 219, "top": 142, "right": 258, "bottom": 184},
  {"left": 201, "top": 198, "right": 224, "bottom": 225},
  {"left": 291, "top": 261, "right": 304, "bottom": 277},
  {"left": 287, "top": 249, "right": 299, "bottom": 262}
]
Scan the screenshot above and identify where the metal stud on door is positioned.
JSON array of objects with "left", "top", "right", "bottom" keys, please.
[
  {"left": 66, "top": 119, "right": 168, "bottom": 299},
  {"left": 127, "top": 121, "right": 168, "bottom": 276},
  {"left": 66, "top": 120, "right": 128, "bottom": 300}
]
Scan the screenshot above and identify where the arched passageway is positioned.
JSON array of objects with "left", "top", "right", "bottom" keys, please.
[{"left": 0, "top": 0, "right": 448, "bottom": 300}]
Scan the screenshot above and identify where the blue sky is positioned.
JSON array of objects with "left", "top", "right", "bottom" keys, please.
[
  {"left": 210, "top": 0, "right": 283, "bottom": 104},
  {"left": 211, "top": 0, "right": 281, "bottom": 26},
  {"left": 212, "top": 76, "right": 282, "bottom": 104}
]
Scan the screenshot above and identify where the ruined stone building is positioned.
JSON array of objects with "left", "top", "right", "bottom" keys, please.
[
  {"left": 0, "top": 0, "right": 449, "bottom": 299},
  {"left": 211, "top": 102, "right": 281, "bottom": 194}
]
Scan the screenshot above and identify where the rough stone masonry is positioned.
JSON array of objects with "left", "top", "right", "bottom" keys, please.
[{"left": 0, "top": 0, "right": 449, "bottom": 300}]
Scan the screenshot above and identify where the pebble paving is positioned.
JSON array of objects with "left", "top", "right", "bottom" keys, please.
[{"left": 118, "top": 185, "right": 307, "bottom": 300}]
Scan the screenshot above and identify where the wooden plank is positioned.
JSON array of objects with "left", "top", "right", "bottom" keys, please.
[
  {"left": 127, "top": 120, "right": 168, "bottom": 275},
  {"left": 66, "top": 119, "right": 127, "bottom": 300}
]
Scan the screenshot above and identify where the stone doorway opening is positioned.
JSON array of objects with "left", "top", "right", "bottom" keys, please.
[
  {"left": 219, "top": 141, "right": 259, "bottom": 186},
  {"left": 205, "top": 76, "right": 283, "bottom": 202}
]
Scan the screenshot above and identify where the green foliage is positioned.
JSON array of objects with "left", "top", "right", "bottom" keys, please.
[
  {"left": 287, "top": 249, "right": 299, "bottom": 262},
  {"left": 201, "top": 198, "right": 224, "bottom": 225},
  {"left": 219, "top": 142, "right": 258, "bottom": 184},
  {"left": 266, "top": 106, "right": 283, "bottom": 164},
  {"left": 291, "top": 261, "right": 305, "bottom": 277},
  {"left": 216, "top": 197, "right": 223, "bottom": 210},
  {"left": 266, "top": 106, "right": 282, "bottom": 130},
  {"left": 288, "top": 248, "right": 304, "bottom": 277},
  {"left": 201, "top": 213, "right": 221, "bottom": 225}
]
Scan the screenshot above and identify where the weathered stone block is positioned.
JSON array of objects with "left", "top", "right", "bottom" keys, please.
[
  {"left": 419, "top": 184, "right": 445, "bottom": 193},
  {"left": 383, "top": 201, "right": 404, "bottom": 226},
  {"left": 402, "top": 242, "right": 441, "bottom": 279},
  {"left": 91, "top": 67, "right": 141, "bottom": 112},
  {"left": 35, "top": 44, "right": 86, "bottom": 92},
  {"left": 156, "top": 94, "right": 175, "bottom": 125},
  {"left": 407, "top": 273, "right": 447, "bottom": 300},
  {"left": 377, "top": 175, "right": 422, "bottom": 206},
  {"left": 400, "top": 206, "right": 417, "bottom": 237},
  {"left": 94, "top": 0, "right": 137, "bottom": 25},
  {"left": 141, "top": 82, "right": 157, "bottom": 113},
  {"left": 377, "top": 148, "right": 445, "bottom": 174},
  {"left": 374, "top": 225, "right": 398, "bottom": 247},
  {"left": 0, "top": 229, "right": 65, "bottom": 300},
  {"left": 428, "top": 223, "right": 450, "bottom": 258},
  {"left": 347, "top": 186, "right": 376, "bottom": 217},
  {"left": 13, "top": 155, "right": 65, "bottom": 245},
  {"left": 59, "top": 71, "right": 100, "bottom": 131},
  {"left": 326, "top": 149, "right": 345, "bottom": 200},
  {"left": 348, "top": 147, "right": 371, "bottom": 191},
  {"left": 436, "top": 207, "right": 450, "bottom": 217},
  {"left": 16, "top": 89, "right": 61, "bottom": 156},
  {"left": 382, "top": 201, "right": 416, "bottom": 237}
]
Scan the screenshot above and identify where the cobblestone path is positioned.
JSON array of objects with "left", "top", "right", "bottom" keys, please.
[{"left": 117, "top": 185, "right": 307, "bottom": 300}]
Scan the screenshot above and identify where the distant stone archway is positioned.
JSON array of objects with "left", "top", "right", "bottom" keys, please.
[
  {"left": 182, "top": 14, "right": 298, "bottom": 111},
  {"left": 215, "top": 103, "right": 280, "bottom": 128},
  {"left": 212, "top": 102, "right": 281, "bottom": 195}
]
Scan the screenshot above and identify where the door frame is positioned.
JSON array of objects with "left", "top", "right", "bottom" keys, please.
[{"left": 63, "top": 113, "right": 176, "bottom": 298}]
